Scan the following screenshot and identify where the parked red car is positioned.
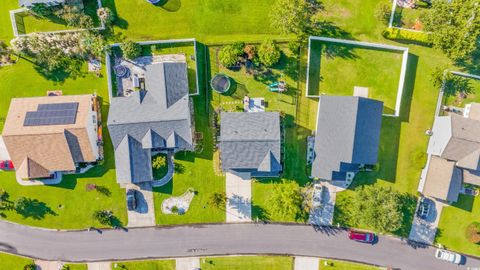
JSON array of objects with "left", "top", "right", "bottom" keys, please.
[
  {"left": 0, "top": 160, "right": 14, "bottom": 170},
  {"left": 348, "top": 230, "right": 375, "bottom": 244}
]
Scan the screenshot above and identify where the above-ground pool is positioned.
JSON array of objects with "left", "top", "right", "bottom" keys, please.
[{"left": 211, "top": 74, "right": 231, "bottom": 94}]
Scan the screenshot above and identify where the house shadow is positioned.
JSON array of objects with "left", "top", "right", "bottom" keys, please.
[
  {"left": 451, "top": 194, "right": 475, "bottom": 212},
  {"left": 153, "top": 177, "right": 173, "bottom": 195}
]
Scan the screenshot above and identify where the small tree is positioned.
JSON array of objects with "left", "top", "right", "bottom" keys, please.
[
  {"left": 14, "top": 197, "right": 29, "bottom": 212},
  {"left": 268, "top": 180, "right": 305, "bottom": 219},
  {"left": 466, "top": 222, "right": 480, "bottom": 243},
  {"left": 120, "top": 41, "right": 142, "bottom": 60},
  {"left": 218, "top": 43, "right": 244, "bottom": 67},
  {"left": 209, "top": 192, "right": 226, "bottom": 210},
  {"left": 97, "top": 7, "right": 115, "bottom": 25},
  {"left": 431, "top": 68, "right": 474, "bottom": 97},
  {"left": 24, "top": 263, "right": 36, "bottom": 270},
  {"left": 93, "top": 210, "right": 113, "bottom": 226},
  {"left": 258, "top": 40, "right": 281, "bottom": 67},
  {"left": 152, "top": 155, "right": 167, "bottom": 170},
  {"left": 270, "top": 0, "right": 311, "bottom": 36}
]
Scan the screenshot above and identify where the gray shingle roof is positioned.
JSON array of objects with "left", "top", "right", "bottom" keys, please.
[
  {"left": 107, "top": 62, "right": 193, "bottom": 184},
  {"left": 219, "top": 112, "right": 281, "bottom": 175},
  {"left": 311, "top": 96, "right": 383, "bottom": 180}
]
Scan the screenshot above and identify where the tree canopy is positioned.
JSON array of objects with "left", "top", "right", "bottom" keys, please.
[
  {"left": 268, "top": 180, "right": 306, "bottom": 220},
  {"left": 120, "top": 41, "right": 142, "bottom": 60},
  {"left": 353, "top": 185, "right": 404, "bottom": 234},
  {"left": 218, "top": 42, "right": 244, "bottom": 67},
  {"left": 422, "top": 0, "right": 480, "bottom": 65},
  {"left": 258, "top": 40, "right": 281, "bottom": 67}
]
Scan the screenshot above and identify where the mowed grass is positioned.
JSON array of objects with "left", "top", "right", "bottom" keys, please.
[
  {"left": 64, "top": 264, "right": 88, "bottom": 270},
  {"left": 0, "top": 253, "right": 33, "bottom": 269},
  {"left": 200, "top": 256, "right": 293, "bottom": 270},
  {"left": 153, "top": 93, "right": 225, "bottom": 225},
  {"left": 443, "top": 75, "right": 480, "bottom": 107},
  {"left": 319, "top": 259, "right": 379, "bottom": 269},
  {"left": 0, "top": 0, "right": 16, "bottom": 41},
  {"left": 114, "top": 260, "right": 175, "bottom": 270},
  {"left": 308, "top": 40, "right": 404, "bottom": 114},
  {"left": 102, "top": 0, "right": 285, "bottom": 42}
]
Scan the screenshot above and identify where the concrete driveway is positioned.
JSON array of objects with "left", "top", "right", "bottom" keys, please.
[
  {"left": 34, "top": 260, "right": 62, "bottom": 270},
  {"left": 126, "top": 183, "right": 156, "bottom": 227},
  {"left": 176, "top": 257, "right": 200, "bottom": 270},
  {"left": 409, "top": 197, "right": 444, "bottom": 244},
  {"left": 87, "top": 262, "right": 111, "bottom": 270},
  {"left": 226, "top": 172, "right": 252, "bottom": 222},
  {"left": 309, "top": 183, "right": 336, "bottom": 226}
]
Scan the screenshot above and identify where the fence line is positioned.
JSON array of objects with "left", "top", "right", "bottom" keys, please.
[
  {"left": 388, "top": 0, "right": 398, "bottom": 28},
  {"left": 451, "top": 71, "right": 480, "bottom": 80},
  {"left": 9, "top": 0, "right": 105, "bottom": 38},
  {"left": 305, "top": 36, "right": 409, "bottom": 117}
]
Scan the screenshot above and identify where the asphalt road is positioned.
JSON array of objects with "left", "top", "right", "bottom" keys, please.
[{"left": 1, "top": 221, "right": 479, "bottom": 270}]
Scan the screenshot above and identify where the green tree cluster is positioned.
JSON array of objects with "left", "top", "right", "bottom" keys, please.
[
  {"left": 268, "top": 180, "right": 306, "bottom": 220},
  {"left": 120, "top": 41, "right": 142, "bottom": 60},
  {"left": 258, "top": 40, "right": 281, "bottom": 67},
  {"left": 218, "top": 42, "right": 245, "bottom": 67}
]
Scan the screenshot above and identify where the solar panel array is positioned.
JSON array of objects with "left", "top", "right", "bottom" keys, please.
[{"left": 23, "top": 102, "right": 79, "bottom": 126}]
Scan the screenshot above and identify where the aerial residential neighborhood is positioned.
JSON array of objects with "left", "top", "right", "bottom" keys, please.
[{"left": 0, "top": 0, "right": 479, "bottom": 269}]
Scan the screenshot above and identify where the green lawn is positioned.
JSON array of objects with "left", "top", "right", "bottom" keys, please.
[
  {"left": 319, "top": 259, "right": 378, "bottom": 270},
  {"left": 392, "top": 3, "right": 430, "bottom": 30},
  {"left": 200, "top": 256, "right": 293, "bottom": 270},
  {"left": 102, "top": 0, "right": 286, "bottom": 42},
  {"left": 64, "top": 263, "right": 88, "bottom": 270},
  {"left": 0, "top": 0, "right": 16, "bottom": 41},
  {"left": 443, "top": 75, "right": 480, "bottom": 107},
  {"left": 307, "top": 39, "right": 404, "bottom": 114},
  {"left": 114, "top": 260, "right": 175, "bottom": 270},
  {"left": 0, "top": 253, "right": 33, "bottom": 270},
  {"left": 16, "top": 0, "right": 100, "bottom": 35}
]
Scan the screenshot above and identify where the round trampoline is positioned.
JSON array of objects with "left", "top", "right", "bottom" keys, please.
[{"left": 211, "top": 74, "right": 231, "bottom": 94}]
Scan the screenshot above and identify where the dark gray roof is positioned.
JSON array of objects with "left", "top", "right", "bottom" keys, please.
[
  {"left": 311, "top": 96, "right": 383, "bottom": 180},
  {"left": 107, "top": 62, "right": 193, "bottom": 184},
  {"left": 219, "top": 112, "right": 282, "bottom": 175}
]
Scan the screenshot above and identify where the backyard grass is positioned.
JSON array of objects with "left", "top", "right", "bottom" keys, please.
[
  {"left": 0, "top": 253, "right": 33, "bottom": 269},
  {"left": 153, "top": 93, "right": 225, "bottom": 225},
  {"left": 15, "top": 0, "right": 101, "bottom": 35},
  {"left": 200, "top": 256, "right": 293, "bottom": 270},
  {"left": 0, "top": 0, "right": 16, "bottom": 41},
  {"left": 114, "top": 259, "right": 175, "bottom": 270},
  {"left": 443, "top": 75, "right": 480, "bottom": 107},
  {"left": 392, "top": 3, "right": 430, "bottom": 30},
  {"left": 307, "top": 39, "right": 404, "bottom": 114},
  {"left": 319, "top": 259, "right": 378, "bottom": 270}
]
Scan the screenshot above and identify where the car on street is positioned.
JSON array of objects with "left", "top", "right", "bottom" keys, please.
[
  {"left": 0, "top": 160, "right": 14, "bottom": 170},
  {"left": 435, "top": 249, "right": 462, "bottom": 264},
  {"left": 417, "top": 197, "right": 431, "bottom": 220},
  {"left": 126, "top": 189, "right": 138, "bottom": 211},
  {"left": 348, "top": 230, "right": 375, "bottom": 244},
  {"left": 312, "top": 184, "right": 324, "bottom": 207}
]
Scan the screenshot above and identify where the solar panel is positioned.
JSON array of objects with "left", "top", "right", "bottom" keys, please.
[{"left": 23, "top": 102, "right": 79, "bottom": 126}]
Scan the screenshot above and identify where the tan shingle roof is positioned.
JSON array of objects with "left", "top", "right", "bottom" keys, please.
[
  {"left": 1, "top": 95, "right": 96, "bottom": 179},
  {"left": 423, "top": 156, "right": 462, "bottom": 202}
]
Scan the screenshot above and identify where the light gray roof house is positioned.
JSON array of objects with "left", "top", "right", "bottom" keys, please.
[
  {"left": 19, "top": 0, "right": 65, "bottom": 7},
  {"left": 422, "top": 111, "right": 480, "bottom": 202},
  {"left": 107, "top": 62, "right": 193, "bottom": 185},
  {"left": 219, "top": 112, "right": 282, "bottom": 177},
  {"left": 311, "top": 96, "right": 383, "bottom": 181}
]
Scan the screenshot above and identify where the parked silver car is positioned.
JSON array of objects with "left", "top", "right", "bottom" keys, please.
[{"left": 435, "top": 249, "right": 462, "bottom": 264}]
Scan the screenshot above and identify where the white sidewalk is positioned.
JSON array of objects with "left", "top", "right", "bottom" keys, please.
[
  {"left": 176, "top": 257, "right": 200, "bottom": 270},
  {"left": 294, "top": 256, "right": 319, "bottom": 270}
]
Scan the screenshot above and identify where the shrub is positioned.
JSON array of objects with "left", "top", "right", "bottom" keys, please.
[
  {"left": 382, "top": 28, "right": 431, "bottom": 46},
  {"left": 120, "top": 41, "right": 142, "bottom": 60},
  {"left": 466, "top": 222, "right": 480, "bottom": 243},
  {"left": 152, "top": 155, "right": 167, "bottom": 169},
  {"left": 29, "top": 3, "right": 54, "bottom": 17},
  {"left": 208, "top": 192, "right": 226, "bottom": 210},
  {"left": 93, "top": 210, "right": 113, "bottom": 226},
  {"left": 54, "top": 5, "right": 92, "bottom": 28},
  {"left": 375, "top": 1, "right": 392, "bottom": 26},
  {"left": 287, "top": 40, "right": 301, "bottom": 54},
  {"left": 258, "top": 40, "right": 281, "bottom": 67},
  {"left": 171, "top": 206, "right": 179, "bottom": 213},
  {"left": 97, "top": 7, "right": 115, "bottom": 25},
  {"left": 24, "top": 263, "right": 36, "bottom": 270},
  {"left": 218, "top": 43, "right": 244, "bottom": 67}
]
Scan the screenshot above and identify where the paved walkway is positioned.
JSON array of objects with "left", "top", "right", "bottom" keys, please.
[
  {"left": 34, "top": 260, "right": 62, "bottom": 270},
  {"left": 409, "top": 197, "right": 444, "bottom": 244},
  {"left": 126, "top": 183, "right": 156, "bottom": 227},
  {"left": 226, "top": 172, "right": 252, "bottom": 222},
  {"left": 87, "top": 262, "right": 111, "bottom": 270},
  {"left": 3, "top": 222, "right": 480, "bottom": 270},
  {"left": 294, "top": 256, "right": 319, "bottom": 270},
  {"left": 176, "top": 257, "right": 200, "bottom": 270}
]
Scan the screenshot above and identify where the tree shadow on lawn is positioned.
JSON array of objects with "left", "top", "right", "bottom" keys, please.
[
  {"left": 15, "top": 198, "right": 57, "bottom": 220},
  {"left": 102, "top": 0, "right": 129, "bottom": 29},
  {"left": 33, "top": 57, "right": 87, "bottom": 83},
  {"left": 252, "top": 203, "right": 270, "bottom": 222},
  {"left": 395, "top": 193, "right": 418, "bottom": 238}
]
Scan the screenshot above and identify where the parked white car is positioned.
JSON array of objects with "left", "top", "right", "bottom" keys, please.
[
  {"left": 312, "top": 184, "right": 324, "bottom": 207},
  {"left": 435, "top": 249, "right": 462, "bottom": 264}
]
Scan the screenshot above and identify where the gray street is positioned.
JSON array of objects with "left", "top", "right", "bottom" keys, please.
[{"left": 1, "top": 221, "right": 479, "bottom": 270}]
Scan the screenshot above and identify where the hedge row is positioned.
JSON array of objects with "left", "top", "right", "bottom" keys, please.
[{"left": 382, "top": 28, "right": 432, "bottom": 46}]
